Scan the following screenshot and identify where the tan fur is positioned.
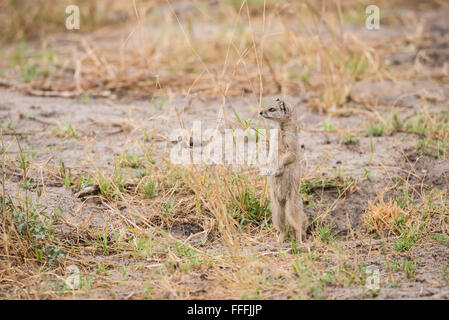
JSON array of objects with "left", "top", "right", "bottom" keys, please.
[{"left": 260, "top": 99, "right": 307, "bottom": 243}]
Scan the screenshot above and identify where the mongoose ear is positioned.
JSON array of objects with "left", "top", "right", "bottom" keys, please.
[{"left": 280, "top": 100, "right": 287, "bottom": 113}]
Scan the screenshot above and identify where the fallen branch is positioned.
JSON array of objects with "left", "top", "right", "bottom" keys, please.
[{"left": 75, "top": 185, "right": 100, "bottom": 198}]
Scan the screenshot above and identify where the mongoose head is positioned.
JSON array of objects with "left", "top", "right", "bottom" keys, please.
[{"left": 259, "top": 98, "right": 291, "bottom": 123}]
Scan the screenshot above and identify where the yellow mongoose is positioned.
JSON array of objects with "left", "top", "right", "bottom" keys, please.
[{"left": 260, "top": 99, "right": 307, "bottom": 243}]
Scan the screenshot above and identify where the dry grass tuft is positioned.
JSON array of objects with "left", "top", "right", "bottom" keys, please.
[{"left": 363, "top": 197, "right": 407, "bottom": 236}]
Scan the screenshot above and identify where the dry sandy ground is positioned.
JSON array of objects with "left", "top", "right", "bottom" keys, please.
[{"left": 1, "top": 80, "right": 448, "bottom": 299}]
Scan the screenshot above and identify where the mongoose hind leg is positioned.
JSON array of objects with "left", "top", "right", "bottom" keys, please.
[
  {"left": 285, "top": 196, "right": 306, "bottom": 243},
  {"left": 271, "top": 199, "right": 286, "bottom": 243}
]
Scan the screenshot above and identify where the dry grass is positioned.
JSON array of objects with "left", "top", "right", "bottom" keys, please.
[
  {"left": 0, "top": 138, "right": 365, "bottom": 299},
  {"left": 0, "top": 0, "right": 419, "bottom": 108},
  {"left": 363, "top": 197, "right": 406, "bottom": 236}
]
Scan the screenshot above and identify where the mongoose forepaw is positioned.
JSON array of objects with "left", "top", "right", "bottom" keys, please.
[
  {"left": 264, "top": 168, "right": 283, "bottom": 176},
  {"left": 274, "top": 170, "right": 284, "bottom": 177}
]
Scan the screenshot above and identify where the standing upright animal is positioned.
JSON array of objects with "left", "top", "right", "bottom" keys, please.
[{"left": 259, "top": 98, "right": 307, "bottom": 243}]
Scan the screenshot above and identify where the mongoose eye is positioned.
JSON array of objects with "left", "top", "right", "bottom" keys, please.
[{"left": 269, "top": 108, "right": 276, "bottom": 112}]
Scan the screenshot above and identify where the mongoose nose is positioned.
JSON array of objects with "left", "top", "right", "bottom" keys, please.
[{"left": 259, "top": 111, "right": 263, "bottom": 115}]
